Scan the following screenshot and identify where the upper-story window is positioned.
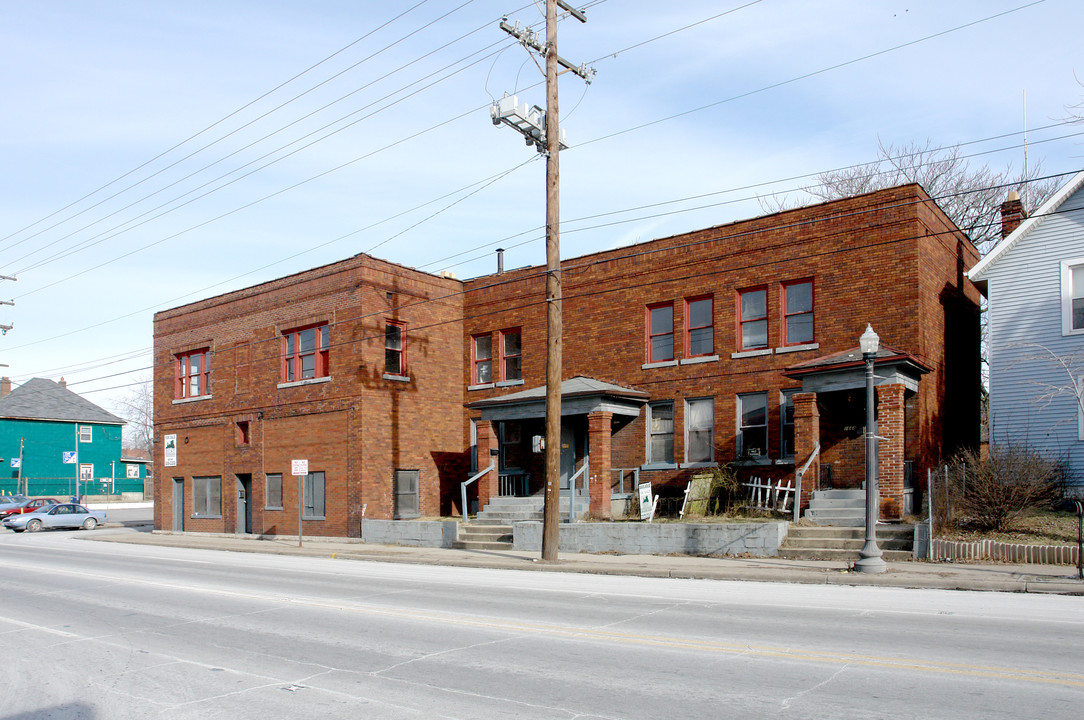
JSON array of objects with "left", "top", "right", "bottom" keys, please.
[
  {"left": 646, "top": 303, "right": 674, "bottom": 362},
  {"left": 282, "top": 325, "right": 329, "bottom": 382},
  {"left": 473, "top": 334, "right": 492, "bottom": 384},
  {"left": 385, "top": 321, "right": 406, "bottom": 376},
  {"left": 738, "top": 287, "right": 768, "bottom": 351},
  {"left": 176, "top": 348, "right": 210, "bottom": 399},
  {"left": 1061, "top": 259, "right": 1084, "bottom": 335},
  {"left": 78, "top": 425, "right": 93, "bottom": 443},
  {"left": 501, "top": 329, "right": 522, "bottom": 381},
  {"left": 782, "top": 280, "right": 814, "bottom": 345},
  {"left": 685, "top": 296, "right": 714, "bottom": 357}
]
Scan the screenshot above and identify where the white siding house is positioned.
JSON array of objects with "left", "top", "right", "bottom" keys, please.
[{"left": 969, "top": 170, "right": 1084, "bottom": 494}]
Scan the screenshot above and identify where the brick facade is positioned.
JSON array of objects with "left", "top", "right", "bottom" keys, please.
[{"left": 153, "top": 184, "right": 981, "bottom": 535}]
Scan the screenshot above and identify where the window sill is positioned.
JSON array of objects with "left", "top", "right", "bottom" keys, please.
[
  {"left": 775, "top": 458, "right": 795, "bottom": 466},
  {"left": 731, "top": 349, "right": 772, "bottom": 359},
  {"left": 383, "top": 373, "right": 410, "bottom": 383},
  {"left": 265, "top": 506, "right": 283, "bottom": 511},
  {"left": 496, "top": 379, "right": 525, "bottom": 388},
  {"left": 680, "top": 461, "right": 717, "bottom": 469},
  {"left": 642, "top": 359, "right": 678, "bottom": 370},
  {"left": 278, "top": 376, "right": 331, "bottom": 389},
  {"left": 732, "top": 457, "right": 773, "bottom": 467},
  {"left": 468, "top": 383, "right": 495, "bottom": 391},
  {"left": 775, "top": 343, "right": 819, "bottom": 354},
  {"left": 172, "top": 395, "right": 212, "bottom": 405},
  {"left": 190, "top": 514, "right": 221, "bottom": 519},
  {"left": 680, "top": 355, "right": 719, "bottom": 365},
  {"left": 640, "top": 462, "right": 678, "bottom": 471},
  {"left": 302, "top": 515, "right": 326, "bottom": 521}
]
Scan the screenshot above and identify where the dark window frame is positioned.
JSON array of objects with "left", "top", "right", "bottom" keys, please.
[{"left": 385, "top": 321, "right": 406, "bottom": 376}]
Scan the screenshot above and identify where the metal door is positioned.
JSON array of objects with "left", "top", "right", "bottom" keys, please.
[
  {"left": 559, "top": 425, "right": 576, "bottom": 491},
  {"left": 172, "top": 478, "right": 184, "bottom": 531}
]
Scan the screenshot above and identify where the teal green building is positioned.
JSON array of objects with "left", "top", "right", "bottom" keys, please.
[{"left": 0, "top": 377, "right": 147, "bottom": 498}]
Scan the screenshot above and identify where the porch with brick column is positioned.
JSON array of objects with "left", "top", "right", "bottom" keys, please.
[
  {"left": 474, "top": 419, "right": 499, "bottom": 512},
  {"left": 587, "top": 410, "right": 613, "bottom": 519}
]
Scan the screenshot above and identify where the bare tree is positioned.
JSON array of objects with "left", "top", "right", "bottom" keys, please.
[
  {"left": 764, "top": 139, "right": 1059, "bottom": 255},
  {"left": 112, "top": 375, "right": 153, "bottom": 457}
]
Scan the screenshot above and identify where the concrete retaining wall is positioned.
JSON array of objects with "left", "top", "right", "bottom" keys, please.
[
  {"left": 930, "top": 537, "right": 1081, "bottom": 565},
  {"left": 513, "top": 521, "right": 788, "bottom": 556},
  {"left": 361, "top": 519, "right": 458, "bottom": 548}
]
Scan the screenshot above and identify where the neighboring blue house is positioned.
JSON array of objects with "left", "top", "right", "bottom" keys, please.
[
  {"left": 0, "top": 377, "right": 147, "bottom": 497},
  {"left": 969, "top": 170, "right": 1084, "bottom": 494}
]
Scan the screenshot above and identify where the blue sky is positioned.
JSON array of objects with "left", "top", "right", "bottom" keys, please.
[{"left": 1, "top": 0, "right": 1081, "bottom": 416}]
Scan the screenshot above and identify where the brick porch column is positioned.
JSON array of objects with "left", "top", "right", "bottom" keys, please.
[
  {"left": 876, "top": 383, "right": 905, "bottom": 520},
  {"left": 793, "top": 392, "right": 819, "bottom": 512},
  {"left": 475, "top": 420, "right": 498, "bottom": 513},
  {"left": 587, "top": 411, "right": 613, "bottom": 519}
]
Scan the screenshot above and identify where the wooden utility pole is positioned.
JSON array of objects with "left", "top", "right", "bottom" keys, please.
[
  {"left": 492, "top": 1, "right": 591, "bottom": 562},
  {"left": 540, "top": 0, "right": 562, "bottom": 562}
]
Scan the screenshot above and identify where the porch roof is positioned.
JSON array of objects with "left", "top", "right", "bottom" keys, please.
[
  {"left": 467, "top": 376, "right": 648, "bottom": 422},
  {"left": 782, "top": 344, "right": 931, "bottom": 394}
]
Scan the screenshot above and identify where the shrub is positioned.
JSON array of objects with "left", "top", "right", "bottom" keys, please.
[{"left": 943, "top": 445, "right": 1059, "bottom": 533}]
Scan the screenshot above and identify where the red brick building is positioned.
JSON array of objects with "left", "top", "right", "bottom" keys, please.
[{"left": 153, "top": 184, "right": 980, "bottom": 535}]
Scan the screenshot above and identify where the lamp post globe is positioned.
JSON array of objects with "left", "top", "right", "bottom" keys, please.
[{"left": 854, "top": 323, "right": 887, "bottom": 574}]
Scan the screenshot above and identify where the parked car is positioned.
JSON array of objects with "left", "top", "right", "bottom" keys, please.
[
  {"left": 0, "top": 497, "right": 61, "bottom": 519},
  {"left": 0, "top": 495, "right": 30, "bottom": 512},
  {"left": 2, "top": 503, "right": 107, "bottom": 533}
]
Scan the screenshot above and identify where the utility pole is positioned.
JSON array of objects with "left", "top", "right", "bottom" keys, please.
[
  {"left": 0, "top": 274, "right": 14, "bottom": 336},
  {"left": 492, "top": 1, "right": 592, "bottom": 561}
]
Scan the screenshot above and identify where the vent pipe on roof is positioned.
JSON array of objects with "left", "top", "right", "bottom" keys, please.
[
  {"left": 58, "top": 377, "right": 66, "bottom": 388},
  {"left": 496, "top": 248, "right": 505, "bottom": 274}
]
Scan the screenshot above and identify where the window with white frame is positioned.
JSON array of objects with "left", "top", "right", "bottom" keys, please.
[
  {"left": 646, "top": 401, "right": 674, "bottom": 465},
  {"left": 737, "top": 392, "right": 768, "bottom": 458},
  {"left": 685, "top": 397, "right": 714, "bottom": 463},
  {"left": 78, "top": 425, "right": 92, "bottom": 443},
  {"left": 192, "top": 476, "right": 222, "bottom": 517},
  {"left": 1061, "top": 259, "right": 1084, "bottom": 334}
]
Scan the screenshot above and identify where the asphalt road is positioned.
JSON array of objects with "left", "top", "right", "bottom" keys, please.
[{"left": 1, "top": 526, "right": 1081, "bottom": 719}]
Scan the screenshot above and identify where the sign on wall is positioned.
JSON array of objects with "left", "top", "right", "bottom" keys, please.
[
  {"left": 291, "top": 459, "right": 309, "bottom": 476},
  {"left": 62, "top": 451, "right": 77, "bottom": 464},
  {"left": 127, "top": 464, "right": 140, "bottom": 479},
  {"left": 10, "top": 458, "right": 19, "bottom": 468},
  {"left": 164, "top": 434, "right": 177, "bottom": 467}
]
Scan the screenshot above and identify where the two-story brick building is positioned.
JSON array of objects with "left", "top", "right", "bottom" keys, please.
[{"left": 153, "top": 184, "right": 981, "bottom": 535}]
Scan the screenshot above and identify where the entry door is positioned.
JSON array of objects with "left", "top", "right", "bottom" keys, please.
[
  {"left": 559, "top": 425, "right": 577, "bottom": 492},
  {"left": 236, "top": 475, "right": 251, "bottom": 534},
  {"left": 172, "top": 478, "right": 184, "bottom": 531}
]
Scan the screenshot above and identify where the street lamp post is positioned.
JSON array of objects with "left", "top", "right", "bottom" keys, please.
[{"left": 854, "top": 324, "right": 887, "bottom": 574}]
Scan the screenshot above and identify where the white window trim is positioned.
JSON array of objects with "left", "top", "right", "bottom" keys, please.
[
  {"left": 78, "top": 425, "right": 92, "bottom": 443},
  {"left": 737, "top": 391, "right": 769, "bottom": 460},
  {"left": 645, "top": 400, "right": 675, "bottom": 467},
  {"left": 1060, "top": 258, "right": 1084, "bottom": 335}
]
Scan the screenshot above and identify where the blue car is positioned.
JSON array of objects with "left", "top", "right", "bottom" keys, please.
[{"left": 2, "top": 503, "right": 107, "bottom": 533}]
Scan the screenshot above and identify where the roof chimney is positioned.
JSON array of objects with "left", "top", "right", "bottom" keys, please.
[
  {"left": 1000, "top": 190, "right": 1026, "bottom": 239},
  {"left": 496, "top": 248, "right": 505, "bottom": 274},
  {"left": 58, "top": 377, "right": 67, "bottom": 388},
  {"left": 0, "top": 377, "right": 10, "bottom": 398}
]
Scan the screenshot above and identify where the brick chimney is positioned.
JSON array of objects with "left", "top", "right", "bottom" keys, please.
[
  {"left": 0, "top": 377, "right": 10, "bottom": 398},
  {"left": 1000, "top": 190, "right": 1026, "bottom": 238}
]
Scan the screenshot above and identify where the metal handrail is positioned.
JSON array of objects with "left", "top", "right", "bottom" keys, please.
[
  {"left": 565, "top": 456, "right": 589, "bottom": 523},
  {"left": 461, "top": 462, "right": 495, "bottom": 524},
  {"left": 794, "top": 443, "right": 820, "bottom": 523}
]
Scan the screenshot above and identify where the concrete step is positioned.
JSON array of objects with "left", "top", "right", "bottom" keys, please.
[
  {"left": 807, "top": 497, "right": 868, "bottom": 509},
  {"left": 810, "top": 489, "right": 865, "bottom": 501},
  {"left": 451, "top": 539, "right": 514, "bottom": 550},
  {"left": 777, "top": 547, "right": 913, "bottom": 562},
  {"left": 804, "top": 509, "right": 865, "bottom": 526},
  {"left": 459, "top": 524, "right": 512, "bottom": 540},
  {"left": 783, "top": 537, "right": 913, "bottom": 551},
  {"left": 788, "top": 526, "right": 914, "bottom": 540}
]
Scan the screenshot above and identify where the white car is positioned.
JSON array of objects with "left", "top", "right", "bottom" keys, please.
[{"left": 2, "top": 503, "right": 107, "bottom": 533}]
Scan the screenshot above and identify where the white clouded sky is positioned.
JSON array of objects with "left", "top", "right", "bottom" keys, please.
[{"left": 1, "top": 0, "right": 1081, "bottom": 418}]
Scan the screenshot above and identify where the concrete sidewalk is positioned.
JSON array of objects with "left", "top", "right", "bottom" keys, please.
[{"left": 89, "top": 529, "right": 1084, "bottom": 595}]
